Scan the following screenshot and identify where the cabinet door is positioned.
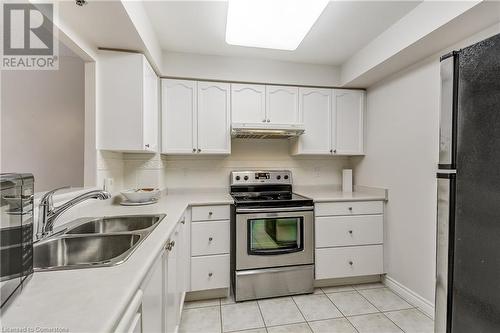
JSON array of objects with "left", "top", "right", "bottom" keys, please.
[
  {"left": 334, "top": 89, "right": 365, "bottom": 155},
  {"left": 266, "top": 85, "right": 299, "bottom": 124},
  {"left": 141, "top": 254, "right": 163, "bottom": 333},
  {"left": 295, "top": 88, "right": 332, "bottom": 154},
  {"left": 142, "top": 59, "right": 158, "bottom": 152},
  {"left": 231, "top": 84, "right": 266, "bottom": 124},
  {"left": 197, "top": 82, "right": 231, "bottom": 154},
  {"left": 162, "top": 79, "right": 197, "bottom": 154},
  {"left": 164, "top": 232, "right": 178, "bottom": 333}
]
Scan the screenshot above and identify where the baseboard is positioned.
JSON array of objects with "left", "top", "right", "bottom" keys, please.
[{"left": 382, "top": 275, "right": 435, "bottom": 319}]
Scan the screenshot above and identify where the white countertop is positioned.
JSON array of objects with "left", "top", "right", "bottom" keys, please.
[
  {"left": 295, "top": 185, "right": 388, "bottom": 202},
  {"left": 1, "top": 185, "right": 386, "bottom": 332},
  {"left": 1, "top": 188, "right": 233, "bottom": 333}
]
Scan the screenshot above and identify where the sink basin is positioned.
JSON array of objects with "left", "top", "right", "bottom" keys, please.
[
  {"left": 65, "top": 214, "right": 163, "bottom": 234},
  {"left": 34, "top": 234, "right": 141, "bottom": 271}
]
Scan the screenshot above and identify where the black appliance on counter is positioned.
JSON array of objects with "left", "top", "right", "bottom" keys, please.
[
  {"left": 436, "top": 33, "right": 500, "bottom": 332},
  {"left": 1, "top": 173, "right": 34, "bottom": 308}
]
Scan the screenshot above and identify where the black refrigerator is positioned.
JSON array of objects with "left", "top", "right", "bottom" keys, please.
[{"left": 436, "top": 33, "right": 500, "bottom": 333}]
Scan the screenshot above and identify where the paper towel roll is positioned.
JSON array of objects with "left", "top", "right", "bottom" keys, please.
[{"left": 342, "top": 169, "right": 353, "bottom": 192}]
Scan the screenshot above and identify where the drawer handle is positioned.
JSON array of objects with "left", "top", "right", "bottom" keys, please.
[
  {"left": 348, "top": 230, "right": 353, "bottom": 235},
  {"left": 181, "top": 219, "right": 185, "bottom": 225},
  {"left": 208, "top": 211, "right": 213, "bottom": 216},
  {"left": 348, "top": 261, "right": 353, "bottom": 266},
  {"left": 208, "top": 272, "right": 213, "bottom": 277},
  {"left": 348, "top": 207, "right": 353, "bottom": 211},
  {"left": 208, "top": 237, "right": 213, "bottom": 242}
]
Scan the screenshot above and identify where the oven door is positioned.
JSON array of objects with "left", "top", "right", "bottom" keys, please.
[{"left": 236, "top": 207, "right": 314, "bottom": 270}]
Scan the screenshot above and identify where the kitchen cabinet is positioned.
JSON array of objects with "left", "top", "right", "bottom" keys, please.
[
  {"left": 189, "top": 204, "right": 230, "bottom": 292},
  {"left": 231, "top": 84, "right": 266, "bottom": 124},
  {"left": 114, "top": 218, "right": 187, "bottom": 333},
  {"left": 266, "top": 85, "right": 299, "bottom": 124},
  {"left": 334, "top": 89, "right": 365, "bottom": 155},
  {"left": 162, "top": 79, "right": 197, "bottom": 154},
  {"left": 164, "top": 227, "right": 178, "bottom": 333},
  {"left": 142, "top": 254, "right": 163, "bottom": 333},
  {"left": 292, "top": 88, "right": 332, "bottom": 154},
  {"left": 197, "top": 82, "right": 231, "bottom": 154},
  {"left": 292, "top": 88, "right": 365, "bottom": 156},
  {"left": 98, "top": 51, "right": 158, "bottom": 153},
  {"left": 314, "top": 200, "right": 384, "bottom": 281},
  {"left": 161, "top": 79, "right": 230, "bottom": 155}
]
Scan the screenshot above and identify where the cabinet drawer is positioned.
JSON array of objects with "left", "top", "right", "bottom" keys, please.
[
  {"left": 315, "top": 201, "right": 383, "bottom": 216},
  {"left": 191, "top": 254, "right": 230, "bottom": 291},
  {"left": 315, "top": 215, "right": 383, "bottom": 248},
  {"left": 192, "top": 205, "right": 230, "bottom": 222},
  {"left": 315, "top": 245, "right": 383, "bottom": 279},
  {"left": 191, "top": 220, "right": 230, "bottom": 256}
]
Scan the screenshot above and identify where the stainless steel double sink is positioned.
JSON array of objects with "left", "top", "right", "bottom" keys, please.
[{"left": 33, "top": 214, "right": 165, "bottom": 271}]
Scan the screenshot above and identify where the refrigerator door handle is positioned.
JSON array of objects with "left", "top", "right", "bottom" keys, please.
[
  {"left": 435, "top": 172, "right": 456, "bottom": 333},
  {"left": 438, "top": 53, "right": 458, "bottom": 169}
]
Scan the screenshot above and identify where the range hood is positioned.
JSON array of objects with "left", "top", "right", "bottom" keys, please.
[{"left": 231, "top": 123, "right": 305, "bottom": 139}]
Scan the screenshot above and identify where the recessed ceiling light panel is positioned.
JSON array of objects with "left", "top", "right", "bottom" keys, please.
[{"left": 225, "top": 0, "right": 329, "bottom": 51}]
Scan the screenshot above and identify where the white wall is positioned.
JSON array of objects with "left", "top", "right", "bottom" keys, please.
[
  {"left": 352, "top": 23, "right": 500, "bottom": 304},
  {"left": 1, "top": 54, "right": 85, "bottom": 192},
  {"left": 163, "top": 52, "right": 341, "bottom": 87}
]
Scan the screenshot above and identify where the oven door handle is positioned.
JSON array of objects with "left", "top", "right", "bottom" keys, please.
[{"left": 235, "top": 206, "right": 314, "bottom": 213}]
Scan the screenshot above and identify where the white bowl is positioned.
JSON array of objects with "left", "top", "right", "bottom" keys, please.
[{"left": 120, "top": 188, "right": 160, "bottom": 203}]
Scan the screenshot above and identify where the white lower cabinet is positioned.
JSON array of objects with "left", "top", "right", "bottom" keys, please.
[
  {"left": 315, "top": 200, "right": 384, "bottom": 281},
  {"left": 191, "top": 254, "right": 230, "bottom": 291},
  {"left": 115, "top": 205, "right": 230, "bottom": 333},
  {"left": 191, "top": 220, "right": 230, "bottom": 256},
  {"left": 316, "top": 245, "right": 383, "bottom": 279}
]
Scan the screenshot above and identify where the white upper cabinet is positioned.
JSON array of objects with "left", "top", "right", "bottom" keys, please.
[
  {"left": 98, "top": 51, "right": 158, "bottom": 152},
  {"left": 334, "top": 89, "right": 365, "bottom": 155},
  {"left": 197, "top": 82, "right": 231, "bottom": 154},
  {"left": 293, "top": 88, "right": 332, "bottom": 155},
  {"left": 231, "top": 84, "right": 266, "bottom": 124},
  {"left": 162, "top": 79, "right": 197, "bottom": 154},
  {"left": 161, "top": 79, "right": 230, "bottom": 155},
  {"left": 266, "top": 85, "right": 299, "bottom": 124}
]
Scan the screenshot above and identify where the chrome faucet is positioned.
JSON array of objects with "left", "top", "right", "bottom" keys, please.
[{"left": 36, "top": 187, "right": 111, "bottom": 240}]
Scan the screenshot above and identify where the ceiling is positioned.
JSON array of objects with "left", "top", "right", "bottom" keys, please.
[{"left": 143, "top": 1, "right": 421, "bottom": 66}]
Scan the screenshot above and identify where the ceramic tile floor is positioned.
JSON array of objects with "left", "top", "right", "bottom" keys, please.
[{"left": 179, "top": 283, "right": 434, "bottom": 333}]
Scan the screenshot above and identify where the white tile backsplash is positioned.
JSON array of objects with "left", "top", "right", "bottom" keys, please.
[{"left": 98, "top": 139, "right": 352, "bottom": 192}]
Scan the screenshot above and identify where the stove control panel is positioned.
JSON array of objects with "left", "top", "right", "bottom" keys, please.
[{"left": 230, "top": 170, "right": 293, "bottom": 185}]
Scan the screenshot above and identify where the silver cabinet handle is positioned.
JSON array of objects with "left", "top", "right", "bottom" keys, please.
[
  {"left": 208, "top": 272, "right": 213, "bottom": 277},
  {"left": 349, "top": 261, "right": 353, "bottom": 266},
  {"left": 348, "top": 207, "right": 353, "bottom": 211},
  {"left": 165, "top": 240, "right": 176, "bottom": 251},
  {"left": 330, "top": 149, "right": 333, "bottom": 153},
  {"left": 198, "top": 148, "right": 201, "bottom": 153},
  {"left": 334, "top": 149, "right": 337, "bottom": 154},
  {"left": 181, "top": 219, "right": 185, "bottom": 224},
  {"left": 267, "top": 119, "right": 270, "bottom": 123},
  {"left": 208, "top": 211, "right": 213, "bottom": 216},
  {"left": 192, "top": 148, "right": 196, "bottom": 153},
  {"left": 348, "top": 230, "right": 353, "bottom": 234},
  {"left": 145, "top": 144, "right": 150, "bottom": 148},
  {"left": 208, "top": 237, "right": 213, "bottom": 242}
]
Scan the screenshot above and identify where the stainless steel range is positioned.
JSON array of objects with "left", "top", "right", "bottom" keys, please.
[{"left": 230, "top": 170, "right": 314, "bottom": 302}]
